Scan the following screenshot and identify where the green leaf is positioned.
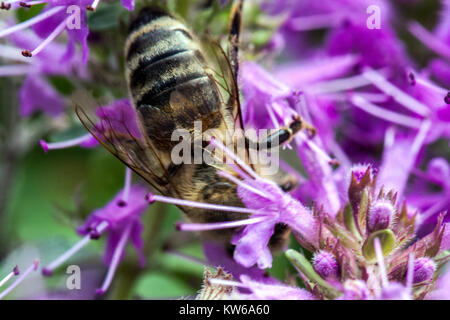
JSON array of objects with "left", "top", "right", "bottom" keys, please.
[
  {"left": 48, "top": 125, "right": 88, "bottom": 143},
  {"left": 15, "top": 4, "right": 45, "bottom": 22},
  {"left": 251, "top": 30, "right": 273, "bottom": 47},
  {"left": 134, "top": 271, "right": 196, "bottom": 299},
  {"left": 48, "top": 76, "right": 76, "bottom": 96},
  {"left": 343, "top": 202, "right": 361, "bottom": 241},
  {"left": 88, "top": 2, "right": 125, "bottom": 31},
  {"left": 158, "top": 243, "right": 205, "bottom": 276},
  {"left": 362, "top": 229, "right": 396, "bottom": 262}
]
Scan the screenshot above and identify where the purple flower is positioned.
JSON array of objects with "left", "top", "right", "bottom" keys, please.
[
  {"left": 42, "top": 172, "right": 150, "bottom": 295},
  {"left": 377, "top": 121, "right": 430, "bottom": 201},
  {"left": 148, "top": 138, "right": 319, "bottom": 269},
  {"left": 95, "top": 99, "right": 142, "bottom": 139},
  {"left": 440, "top": 223, "right": 450, "bottom": 252},
  {"left": 412, "top": 258, "right": 436, "bottom": 284},
  {"left": 378, "top": 282, "right": 411, "bottom": 300},
  {"left": 409, "top": 1, "right": 450, "bottom": 85},
  {"left": 206, "top": 273, "right": 315, "bottom": 300},
  {"left": 429, "top": 265, "right": 450, "bottom": 300},
  {"left": 19, "top": 74, "right": 65, "bottom": 117},
  {"left": 339, "top": 280, "right": 370, "bottom": 300},
  {"left": 240, "top": 61, "right": 343, "bottom": 215},
  {"left": 326, "top": 24, "right": 409, "bottom": 69},
  {"left": 0, "top": 1, "right": 89, "bottom": 64},
  {"left": 240, "top": 62, "right": 297, "bottom": 130},
  {"left": 262, "top": 0, "right": 396, "bottom": 60},
  {"left": 367, "top": 199, "right": 395, "bottom": 232},
  {"left": 203, "top": 242, "right": 278, "bottom": 285},
  {"left": 0, "top": 29, "right": 86, "bottom": 117},
  {"left": 77, "top": 184, "right": 147, "bottom": 268},
  {"left": 313, "top": 250, "right": 339, "bottom": 280},
  {"left": 409, "top": 158, "right": 450, "bottom": 233},
  {"left": 39, "top": 99, "right": 135, "bottom": 152},
  {"left": 237, "top": 275, "right": 315, "bottom": 300}
]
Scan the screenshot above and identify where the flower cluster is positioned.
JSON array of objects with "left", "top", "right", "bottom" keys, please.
[{"left": 0, "top": 0, "right": 449, "bottom": 301}]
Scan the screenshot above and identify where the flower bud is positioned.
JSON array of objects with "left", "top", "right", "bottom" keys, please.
[
  {"left": 368, "top": 200, "right": 395, "bottom": 232},
  {"left": 350, "top": 163, "right": 374, "bottom": 183},
  {"left": 412, "top": 258, "right": 435, "bottom": 284},
  {"left": 313, "top": 250, "right": 339, "bottom": 279}
]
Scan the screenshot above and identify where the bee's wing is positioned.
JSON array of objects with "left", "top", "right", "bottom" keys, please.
[
  {"left": 73, "top": 91, "right": 174, "bottom": 196},
  {"left": 197, "top": 36, "right": 258, "bottom": 173},
  {"left": 200, "top": 36, "right": 245, "bottom": 132}
]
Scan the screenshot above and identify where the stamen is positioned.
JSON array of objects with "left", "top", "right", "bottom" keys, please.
[
  {"left": 265, "top": 102, "right": 281, "bottom": 128},
  {"left": 176, "top": 216, "right": 269, "bottom": 232},
  {"left": 148, "top": 193, "right": 268, "bottom": 216},
  {"left": 350, "top": 95, "right": 422, "bottom": 129},
  {"left": 228, "top": 163, "right": 252, "bottom": 181},
  {"left": 0, "top": 65, "right": 32, "bottom": 76},
  {"left": 0, "top": 2, "right": 11, "bottom": 9},
  {"left": 208, "top": 278, "right": 247, "bottom": 288},
  {"left": 295, "top": 132, "right": 336, "bottom": 165},
  {"left": 0, "top": 6, "right": 65, "bottom": 38},
  {"left": 0, "top": 44, "right": 33, "bottom": 63},
  {"left": 40, "top": 133, "right": 94, "bottom": 153},
  {"left": 414, "top": 75, "right": 448, "bottom": 96},
  {"left": 409, "top": 22, "right": 450, "bottom": 61},
  {"left": 218, "top": 170, "right": 273, "bottom": 200},
  {"left": 306, "top": 72, "right": 385, "bottom": 94},
  {"left": 86, "top": 0, "right": 100, "bottom": 11},
  {"left": 287, "top": 13, "right": 342, "bottom": 31},
  {"left": 0, "top": 266, "right": 19, "bottom": 288},
  {"left": 209, "top": 137, "right": 261, "bottom": 180},
  {"left": 42, "top": 221, "right": 108, "bottom": 275},
  {"left": 374, "top": 237, "right": 388, "bottom": 288},
  {"left": 96, "top": 221, "right": 132, "bottom": 295},
  {"left": 325, "top": 92, "right": 390, "bottom": 103},
  {"left": 165, "top": 250, "right": 211, "bottom": 267},
  {"left": 362, "top": 68, "right": 430, "bottom": 117},
  {"left": 411, "top": 119, "right": 431, "bottom": 158},
  {"left": 26, "top": 15, "right": 69, "bottom": 57},
  {"left": 20, "top": 0, "right": 46, "bottom": 6},
  {"left": 406, "top": 253, "right": 415, "bottom": 293},
  {"left": 121, "top": 167, "right": 132, "bottom": 204},
  {"left": 419, "top": 198, "right": 448, "bottom": 222},
  {"left": 0, "top": 260, "right": 38, "bottom": 299}
]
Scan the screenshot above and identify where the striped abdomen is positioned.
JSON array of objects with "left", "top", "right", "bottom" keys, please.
[{"left": 125, "top": 7, "right": 223, "bottom": 150}]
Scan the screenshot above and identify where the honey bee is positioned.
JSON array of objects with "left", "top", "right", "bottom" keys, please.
[{"left": 77, "top": 2, "right": 314, "bottom": 253}]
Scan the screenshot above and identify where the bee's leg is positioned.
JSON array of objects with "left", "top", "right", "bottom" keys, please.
[
  {"left": 245, "top": 115, "right": 316, "bottom": 151},
  {"left": 228, "top": 0, "right": 243, "bottom": 81}
]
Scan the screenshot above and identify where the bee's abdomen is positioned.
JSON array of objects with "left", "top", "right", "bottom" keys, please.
[{"left": 125, "top": 7, "right": 222, "bottom": 148}]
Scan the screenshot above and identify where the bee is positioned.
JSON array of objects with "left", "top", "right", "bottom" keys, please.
[{"left": 77, "top": 2, "right": 314, "bottom": 253}]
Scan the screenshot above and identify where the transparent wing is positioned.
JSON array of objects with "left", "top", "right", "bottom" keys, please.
[
  {"left": 73, "top": 91, "right": 176, "bottom": 196},
  {"left": 200, "top": 35, "right": 245, "bottom": 132},
  {"left": 198, "top": 36, "right": 256, "bottom": 172}
]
